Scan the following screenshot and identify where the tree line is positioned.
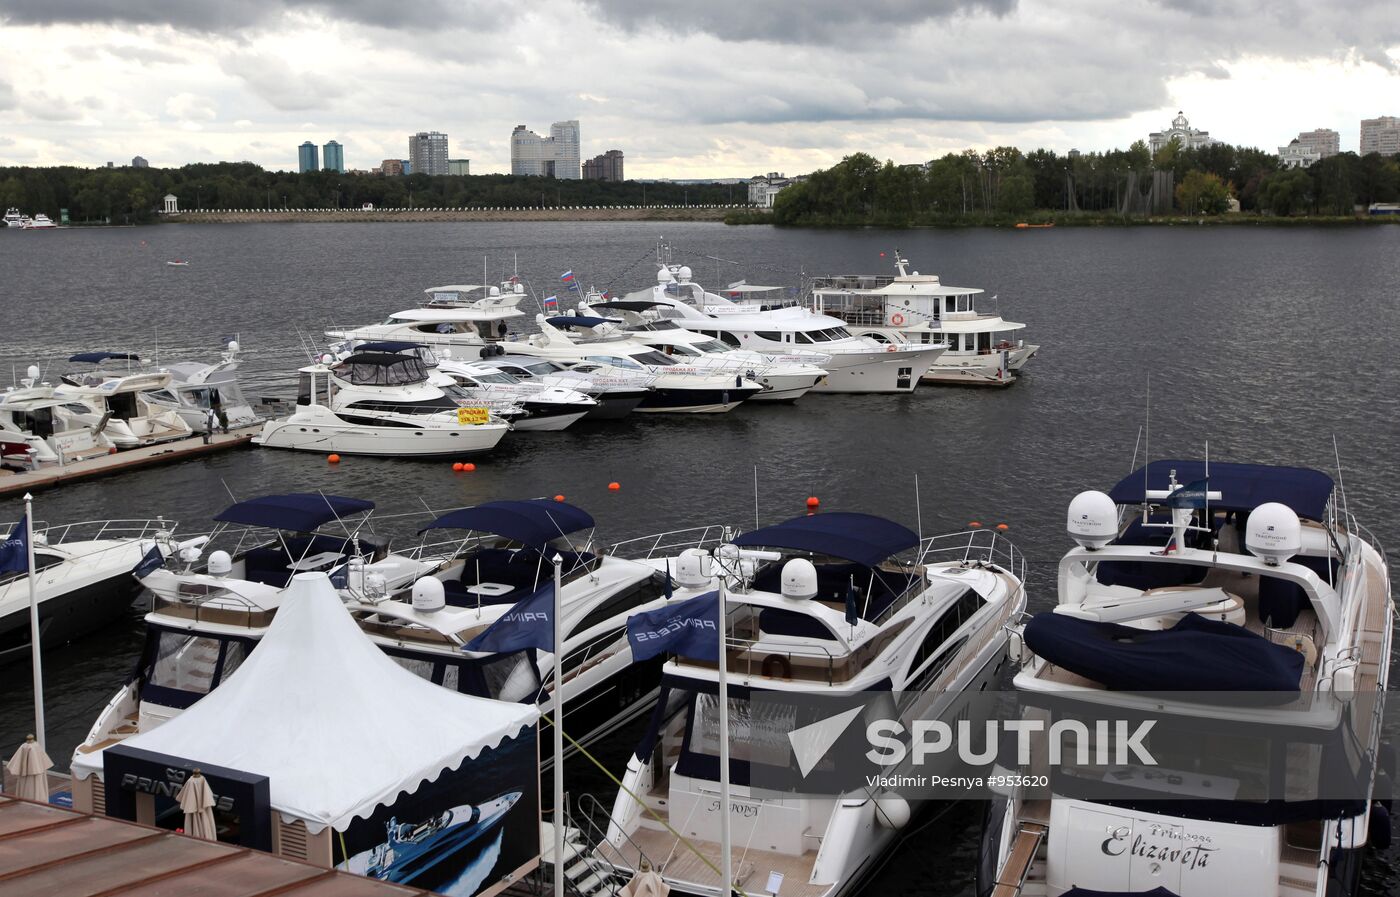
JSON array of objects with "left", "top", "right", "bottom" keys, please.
[
  {"left": 771, "top": 140, "right": 1400, "bottom": 226},
  {"left": 0, "top": 162, "right": 746, "bottom": 225}
]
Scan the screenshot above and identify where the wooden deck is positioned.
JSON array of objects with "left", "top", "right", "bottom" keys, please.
[
  {"left": 598, "top": 826, "right": 828, "bottom": 897},
  {"left": 0, "top": 425, "right": 259, "bottom": 497},
  {"left": 989, "top": 822, "right": 1045, "bottom": 897}
]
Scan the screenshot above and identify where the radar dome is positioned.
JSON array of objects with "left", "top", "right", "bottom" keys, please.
[
  {"left": 226, "top": 340, "right": 240, "bottom": 353},
  {"left": 26, "top": 365, "right": 40, "bottom": 381},
  {"left": 874, "top": 795, "right": 910, "bottom": 829},
  {"left": 677, "top": 265, "right": 693, "bottom": 282},
  {"left": 1245, "top": 502, "right": 1301, "bottom": 566},
  {"left": 1067, "top": 490, "right": 1117, "bottom": 549},
  {"left": 780, "top": 557, "right": 818, "bottom": 600},
  {"left": 674, "top": 548, "right": 712, "bottom": 588},
  {"left": 489, "top": 286, "right": 501, "bottom": 296},
  {"left": 412, "top": 576, "right": 446, "bottom": 613},
  {"left": 207, "top": 550, "right": 232, "bottom": 576},
  {"left": 657, "top": 268, "right": 674, "bottom": 284}
]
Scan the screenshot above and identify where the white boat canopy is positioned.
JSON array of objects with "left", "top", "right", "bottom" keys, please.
[{"left": 71, "top": 572, "right": 537, "bottom": 834}]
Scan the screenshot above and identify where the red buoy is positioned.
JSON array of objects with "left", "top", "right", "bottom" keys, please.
[
  {"left": 608, "top": 482, "right": 621, "bottom": 491},
  {"left": 452, "top": 462, "right": 464, "bottom": 472},
  {"left": 969, "top": 520, "right": 982, "bottom": 528},
  {"left": 996, "top": 523, "right": 1009, "bottom": 531},
  {"left": 554, "top": 494, "right": 566, "bottom": 502},
  {"left": 806, "top": 496, "right": 820, "bottom": 508},
  {"left": 464, "top": 462, "right": 476, "bottom": 472},
  {"left": 327, "top": 454, "right": 341, "bottom": 464}
]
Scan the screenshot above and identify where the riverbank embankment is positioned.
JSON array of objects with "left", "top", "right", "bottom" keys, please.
[{"left": 163, "top": 206, "right": 737, "bottom": 224}]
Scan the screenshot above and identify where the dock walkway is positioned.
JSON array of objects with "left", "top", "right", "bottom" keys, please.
[{"left": 0, "top": 425, "right": 259, "bottom": 498}]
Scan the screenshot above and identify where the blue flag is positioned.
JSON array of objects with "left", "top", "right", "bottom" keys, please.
[
  {"left": 1168, "top": 479, "right": 1211, "bottom": 509},
  {"left": 0, "top": 515, "right": 28, "bottom": 575},
  {"left": 133, "top": 544, "right": 165, "bottom": 578},
  {"left": 627, "top": 591, "right": 719, "bottom": 662},
  {"left": 465, "top": 582, "right": 556, "bottom": 654},
  {"left": 328, "top": 564, "right": 349, "bottom": 589},
  {"left": 845, "top": 582, "right": 859, "bottom": 626}
]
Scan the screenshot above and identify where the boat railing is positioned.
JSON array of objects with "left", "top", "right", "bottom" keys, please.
[
  {"left": 917, "top": 528, "right": 1028, "bottom": 615},
  {"left": 576, "top": 792, "right": 648, "bottom": 892},
  {"left": 23, "top": 517, "right": 177, "bottom": 546},
  {"left": 607, "top": 526, "right": 730, "bottom": 561},
  {"left": 152, "top": 588, "right": 277, "bottom": 630}
]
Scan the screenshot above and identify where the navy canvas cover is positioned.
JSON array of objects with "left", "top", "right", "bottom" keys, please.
[
  {"left": 545, "top": 316, "right": 620, "bottom": 328},
  {"left": 1110, "top": 460, "right": 1333, "bottom": 521},
  {"left": 350, "top": 341, "right": 428, "bottom": 352},
  {"left": 590, "top": 301, "right": 667, "bottom": 311},
  {"left": 734, "top": 512, "right": 918, "bottom": 568},
  {"left": 69, "top": 351, "right": 140, "bottom": 363},
  {"left": 421, "top": 499, "right": 594, "bottom": 551},
  {"left": 213, "top": 494, "right": 375, "bottom": 532},
  {"left": 1023, "top": 612, "right": 1304, "bottom": 695}
]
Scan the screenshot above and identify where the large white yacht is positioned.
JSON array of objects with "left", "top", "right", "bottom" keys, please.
[
  {"left": 483, "top": 354, "right": 652, "bottom": 420},
  {"left": 1, "top": 374, "right": 116, "bottom": 468},
  {"left": 579, "top": 296, "right": 829, "bottom": 402},
  {"left": 254, "top": 347, "right": 510, "bottom": 456},
  {"left": 982, "top": 460, "right": 1392, "bottom": 897},
  {"left": 143, "top": 340, "right": 258, "bottom": 432},
  {"left": 808, "top": 254, "right": 1038, "bottom": 386},
  {"left": 21, "top": 213, "right": 56, "bottom": 229},
  {"left": 75, "top": 497, "right": 678, "bottom": 773},
  {"left": 326, "top": 282, "right": 530, "bottom": 360},
  {"left": 57, "top": 352, "right": 194, "bottom": 447},
  {"left": 594, "top": 512, "right": 1027, "bottom": 897},
  {"left": 623, "top": 264, "right": 944, "bottom": 393},
  {"left": 506, "top": 316, "right": 766, "bottom": 413},
  {"left": 0, "top": 516, "right": 176, "bottom": 664},
  {"left": 3, "top": 208, "right": 24, "bottom": 228},
  {"left": 435, "top": 357, "right": 597, "bottom": 431}
]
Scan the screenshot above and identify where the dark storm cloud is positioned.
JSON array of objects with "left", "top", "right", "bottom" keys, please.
[
  {"left": 578, "top": 0, "right": 1016, "bottom": 43},
  {"left": 0, "top": 0, "right": 477, "bottom": 32}
]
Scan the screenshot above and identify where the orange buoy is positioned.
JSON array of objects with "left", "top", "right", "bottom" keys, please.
[
  {"left": 608, "top": 481, "right": 621, "bottom": 491},
  {"left": 327, "top": 454, "right": 341, "bottom": 464},
  {"left": 452, "top": 462, "right": 464, "bottom": 472},
  {"left": 554, "top": 494, "right": 566, "bottom": 502},
  {"left": 996, "top": 523, "right": 1010, "bottom": 531},
  {"left": 463, "top": 462, "right": 476, "bottom": 472},
  {"left": 806, "top": 496, "right": 820, "bottom": 508},
  {"left": 969, "top": 521, "right": 982, "bottom": 528}
]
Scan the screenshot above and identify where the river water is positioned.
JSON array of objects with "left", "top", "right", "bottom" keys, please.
[{"left": 1, "top": 221, "right": 1397, "bottom": 894}]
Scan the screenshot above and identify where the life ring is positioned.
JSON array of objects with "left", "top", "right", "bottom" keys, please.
[
  {"left": 761, "top": 654, "right": 792, "bottom": 679},
  {"left": 890, "top": 313, "right": 905, "bottom": 326},
  {"left": 885, "top": 344, "right": 898, "bottom": 353}
]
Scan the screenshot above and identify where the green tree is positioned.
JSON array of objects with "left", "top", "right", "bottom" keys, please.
[
  {"left": 1174, "top": 170, "right": 1231, "bottom": 215},
  {"left": 1259, "top": 169, "right": 1313, "bottom": 216}
]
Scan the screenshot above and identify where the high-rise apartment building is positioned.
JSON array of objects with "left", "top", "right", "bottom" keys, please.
[
  {"left": 582, "top": 149, "right": 624, "bottom": 182},
  {"left": 408, "top": 131, "right": 449, "bottom": 176},
  {"left": 1360, "top": 117, "right": 1400, "bottom": 156},
  {"left": 131, "top": 155, "right": 149, "bottom": 168},
  {"left": 323, "top": 140, "right": 345, "bottom": 173},
  {"left": 511, "top": 121, "right": 582, "bottom": 178},
  {"left": 298, "top": 141, "right": 319, "bottom": 173},
  {"left": 379, "top": 159, "right": 404, "bottom": 176},
  {"left": 1277, "top": 129, "right": 1339, "bottom": 169},
  {"left": 447, "top": 159, "right": 471, "bottom": 176}
]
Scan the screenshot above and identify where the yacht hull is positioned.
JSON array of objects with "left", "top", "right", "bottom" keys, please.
[
  {"left": 920, "top": 344, "right": 1039, "bottom": 386},
  {"left": 582, "top": 391, "right": 648, "bottom": 420},
  {"left": 635, "top": 387, "right": 756, "bottom": 413},
  {"left": 747, "top": 371, "right": 822, "bottom": 402},
  {"left": 811, "top": 349, "right": 939, "bottom": 394},
  {"left": 255, "top": 408, "right": 508, "bottom": 456},
  {"left": 0, "top": 551, "right": 145, "bottom": 665},
  {"left": 511, "top": 402, "right": 590, "bottom": 432}
]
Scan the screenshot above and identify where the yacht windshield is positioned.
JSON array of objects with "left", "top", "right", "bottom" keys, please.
[
  {"left": 641, "top": 321, "right": 680, "bottom": 330},
  {"left": 585, "top": 355, "right": 644, "bottom": 370},
  {"left": 471, "top": 371, "right": 518, "bottom": 385},
  {"left": 693, "top": 340, "right": 731, "bottom": 353},
  {"left": 334, "top": 353, "right": 428, "bottom": 386},
  {"left": 631, "top": 350, "right": 677, "bottom": 366},
  {"left": 524, "top": 361, "right": 562, "bottom": 375}
]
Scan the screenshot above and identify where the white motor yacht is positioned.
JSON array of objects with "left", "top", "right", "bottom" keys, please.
[
  {"left": 3, "top": 208, "right": 24, "bottom": 228},
  {"left": 809, "top": 254, "right": 1038, "bottom": 386},
  {"left": 435, "top": 358, "right": 596, "bottom": 431},
  {"left": 483, "top": 354, "right": 652, "bottom": 421},
  {"left": 76, "top": 497, "right": 678, "bottom": 774},
  {"left": 143, "top": 340, "right": 258, "bottom": 432},
  {"left": 255, "top": 347, "right": 510, "bottom": 456},
  {"left": 0, "top": 516, "right": 176, "bottom": 664},
  {"left": 506, "top": 316, "right": 765, "bottom": 413},
  {"left": 56, "top": 352, "right": 194, "bottom": 447},
  {"left": 1, "top": 373, "right": 116, "bottom": 468},
  {"left": 21, "top": 213, "right": 56, "bottom": 229},
  {"left": 625, "top": 264, "right": 944, "bottom": 393},
  {"left": 326, "top": 282, "right": 529, "bottom": 360},
  {"left": 594, "top": 512, "right": 1027, "bottom": 897},
  {"left": 983, "top": 459, "right": 1392, "bottom": 897},
  {"left": 580, "top": 296, "right": 828, "bottom": 402}
]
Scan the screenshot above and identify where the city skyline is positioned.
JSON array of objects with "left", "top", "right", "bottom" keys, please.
[{"left": 0, "top": 3, "right": 1397, "bottom": 176}]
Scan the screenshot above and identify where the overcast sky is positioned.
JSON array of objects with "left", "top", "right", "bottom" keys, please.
[{"left": 0, "top": 0, "right": 1397, "bottom": 177}]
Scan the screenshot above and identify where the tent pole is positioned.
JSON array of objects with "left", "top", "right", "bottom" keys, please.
[
  {"left": 717, "top": 575, "right": 732, "bottom": 897},
  {"left": 25, "top": 494, "right": 45, "bottom": 749},
  {"left": 552, "top": 553, "right": 564, "bottom": 897}
]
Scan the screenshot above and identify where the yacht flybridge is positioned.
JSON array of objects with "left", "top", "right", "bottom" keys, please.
[
  {"left": 254, "top": 347, "right": 509, "bottom": 456},
  {"left": 622, "top": 264, "right": 944, "bottom": 393},
  {"left": 326, "top": 282, "right": 529, "bottom": 360},
  {"left": 982, "top": 460, "right": 1393, "bottom": 897},
  {"left": 809, "top": 254, "right": 1037, "bottom": 386},
  {"left": 1, "top": 374, "right": 116, "bottom": 468},
  {"left": 143, "top": 340, "right": 258, "bottom": 432},
  {"left": 57, "top": 352, "right": 194, "bottom": 447},
  {"left": 596, "top": 512, "right": 1027, "bottom": 897},
  {"left": 77, "top": 497, "right": 676, "bottom": 772}
]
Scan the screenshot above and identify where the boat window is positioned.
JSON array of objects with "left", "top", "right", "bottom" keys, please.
[
  {"left": 691, "top": 692, "right": 797, "bottom": 767},
  {"left": 148, "top": 633, "right": 224, "bottom": 695},
  {"left": 345, "top": 394, "right": 464, "bottom": 415},
  {"left": 390, "top": 654, "right": 435, "bottom": 681},
  {"left": 147, "top": 389, "right": 178, "bottom": 403},
  {"left": 481, "top": 650, "right": 539, "bottom": 702},
  {"left": 716, "top": 331, "right": 741, "bottom": 348},
  {"left": 693, "top": 340, "right": 731, "bottom": 353},
  {"left": 0, "top": 552, "right": 64, "bottom": 586},
  {"left": 632, "top": 350, "right": 677, "bottom": 366},
  {"left": 642, "top": 321, "right": 680, "bottom": 330},
  {"left": 585, "top": 356, "right": 642, "bottom": 370},
  {"left": 868, "top": 332, "right": 890, "bottom": 343},
  {"left": 978, "top": 331, "right": 992, "bottom": 352},
  {"left": 752, "top": 331, "right": 782, "bottom": 342},
  {"left": 794, "top": 332, "right": 814, "bottom": 344},
  {"left": 526, "top": 361, "right": 562, "bottom": 375},
  {"left": 333, "top": 355, "right": 429, "bottom": 386},
  {"left": 669, "top": 345, "right": 702, "bottom": 357},
  {"left": 570, "top": 574, "right": 667, "bottom": 637},
  {"left": 297, "top": 372, "right": 315, "bottom": 406},
  {"left": 471, "top": 371, "right": 518, "bottom": 385},
  {"left": 909, "top": 589, "right": 983, "bottom": 682},
  {"left": 562, "top": 627, "right": 625, "bottom": 675}
]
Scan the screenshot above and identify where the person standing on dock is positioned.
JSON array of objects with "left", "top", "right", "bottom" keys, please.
[{"left": 203, "top": 408, "right": 216, "bottom": 443}]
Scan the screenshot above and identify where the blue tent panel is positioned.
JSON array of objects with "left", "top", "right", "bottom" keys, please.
[
  {"left": 1109, "top": 460, "right": 1333, "bottom": 521},
  {"left": 68, "top": 351, "right": 140, "bottom": 363},
  {"left": 545, "top": 316, "right": 620, "bottom": 328},
  {"left": 421, "top": 499, "right": 594, "bottom": 550},
  {"left": 352, "top": 341, "right": 428, "bottom": 352},
  {"left": 733, "top": 512, "right": 918, "bottom": 567},
  {"left": 1023, "top": 611, "right": 1303, "bottom": 696},
  {"left": 213, "top": 493, "right": 375, "bottom": 532}
]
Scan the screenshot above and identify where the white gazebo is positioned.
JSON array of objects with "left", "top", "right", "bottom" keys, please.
[
  {"left": 162, "top": 194, "right": 179, "bottom": 214},
  {"left": 72, "top": 573, "right": 540, "bottom": 895}
]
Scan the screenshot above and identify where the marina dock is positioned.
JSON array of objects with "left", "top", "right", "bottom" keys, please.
[
  {"left": 0, "top": 793, "right": 438, "bottom": 896},
  {"left": 0, "top": 425, "right": 259, "bottom": 498}
]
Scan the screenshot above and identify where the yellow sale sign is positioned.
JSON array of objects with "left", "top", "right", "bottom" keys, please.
[{"left": 456, "top": 407, "right": 490, "bottom": 426}]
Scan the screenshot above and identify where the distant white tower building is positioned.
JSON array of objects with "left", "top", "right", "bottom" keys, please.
[
  {"left": 550, "top": 120, "right": 581, "bottom": 180},
  {"left": 408, "top": 131, "right": 449, "bottom": 176},
  {"left": 510, "top": 121, "right": 581, "bottom": 178},
  {"left": 1149, "top": 111, "right": 1217, "bottom": 154}
]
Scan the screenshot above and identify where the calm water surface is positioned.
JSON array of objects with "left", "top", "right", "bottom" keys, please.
[{"left": 1, "top": 221, "right": 1397, "bottom": 895}]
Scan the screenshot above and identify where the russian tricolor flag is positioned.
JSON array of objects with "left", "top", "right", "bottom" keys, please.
[
  {"left": 560, "top": 270, "right": 575, "bottom": 282},
  {"left": 543, "top": 295, "right": 559, "bottom": 311}
]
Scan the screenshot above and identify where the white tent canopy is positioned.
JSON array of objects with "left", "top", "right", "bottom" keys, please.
[{"left": 72, "top": 572, "right": 537, "bottom": 834}]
